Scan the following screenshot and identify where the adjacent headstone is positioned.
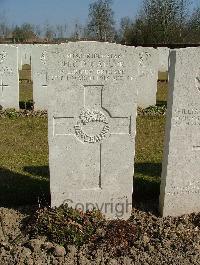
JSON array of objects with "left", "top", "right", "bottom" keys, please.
[
  {"left": 32, "top": 44, "right": 52, "bottom": 110},
  {"left": 0, "top": 45, "right": 19, "bottom": 109},
  {"left": 160, "top": 48, "right": 200, "bottom": 217},
  {"left": 47, "top": 42, "right": 139, "bottom": 219},
  {"left": 157, "top": 47, "right": 170, "bottom": 73},
  {"left": 136, "top": 47, "right": 158, "bottom": 108},
  {"left": 16, "top": 44, "right": 33, "bottom": 70}
]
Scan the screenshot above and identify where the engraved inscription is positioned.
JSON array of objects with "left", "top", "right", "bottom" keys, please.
[
  {"left": 139, "top": 51, "right": 153, "bottom": 77},
  {"left": 0, "top": 51, "right": 13, "bottom": 75},
  {"left": 50, "top": 52, "right": 133, "bottom": 82},
  {"left": 166, "top": 180, "right": 200, "bottom": 196},
  {"left": 40, "top": 51, "right": 47, "bottom": 65},
  {"left": 174, "top": 108, "right": 200, "bottom": 126},
  {"left": 74, "top": 109, "right": 110, "bottom": 144}
]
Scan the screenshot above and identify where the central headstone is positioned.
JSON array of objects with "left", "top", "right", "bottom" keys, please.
[{"left": 47, "top": 42, "right": 139, "bottom": 219}]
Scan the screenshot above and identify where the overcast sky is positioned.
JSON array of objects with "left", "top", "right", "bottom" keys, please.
[{"left": 0, "top": 0, "right": 199, "bottom": 28}]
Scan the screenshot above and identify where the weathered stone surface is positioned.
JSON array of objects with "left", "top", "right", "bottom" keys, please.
[
  {"left": 160, "top": 48, "right": 200, "bottom": 217},
  {"left": 17, "top": 44, "right": 33, "bottom": 70},
  {"left": 0, "top": 45, "right": 19, "bottom": 109},
  {"left": 47, "top": 42, "right": 139, "bottom": 219},
  {"left": 136, "top": 47, "right": 158, "bottom": 108},
  {"left": 32, "top": 44, "right": 52, "bottom": 110},
  {"left": 157, "top": 47, "right": 170, "bottom": 72}
]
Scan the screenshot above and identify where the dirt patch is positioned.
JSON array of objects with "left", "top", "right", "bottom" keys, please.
[{"left": 0, "top": 207, "right": 200, "bottom": 264}]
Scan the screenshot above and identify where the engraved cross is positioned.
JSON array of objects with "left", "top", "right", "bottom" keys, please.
[
  {"left": 42, "top": 72, "right": 48, "bottom": 88},
  {"left": 53, "top": 85, "right": 132, "bottom": 189},
  {"left": 0, "top": 79, "right": 9, "bottom": 97},
  {"left": 54, "top": 85, "right": 132, "bottom": 138}
]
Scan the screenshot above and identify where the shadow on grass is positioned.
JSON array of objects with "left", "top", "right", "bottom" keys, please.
[
  {"left": 156, "top": 101, "right": 167, "bottom": 107},
  {"left": 0, "top": 167, "right": 50, "bottom": 207},
  {"left": 133, "top": 162, "right": 162, "bottom": 215},
  {"left": 19, "top": 100, "right": 34, "bottom": 110},
  {"left": 24, "top": 166, "right": 49, "bottom": 179},
  {"left": 135, "top": 162, "right": 162, "bottom": 178},
  {"left": 1, "top": 163, "right": 162, "bottom": 215}
]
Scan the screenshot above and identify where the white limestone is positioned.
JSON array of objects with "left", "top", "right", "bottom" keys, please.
[
  {"left": 136, "top": 47, "right": 158, "bottom": 108},
  {"left": 0, "top": 45, "right": 19, "bottom": 109},
  {"left": 32, "top": 44, "right": 52, "bottom": 110},
  {"left": 47, "top": 42, "right": 139, "bottom": 219},
  {"left": 16, "top": 44, "right": 33, "bottom": 70},
  {"left": 160, "top": 48, "right": 200, "bottom": 217},
  {"left": 157, "top": 47, "right": 170, "bottom": 72}
]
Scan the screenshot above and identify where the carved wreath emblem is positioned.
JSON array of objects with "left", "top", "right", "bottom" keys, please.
[{"left": 74, "top": 109, "right": 110, "bottom": 143}]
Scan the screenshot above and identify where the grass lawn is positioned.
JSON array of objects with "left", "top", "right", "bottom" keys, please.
[
  {"left": 0, "top": 116, "right": 49, "bottom": 206},
  {"left": 156, "top": 81, "right": 168, "bottom": 105},
  {"left": 19, "top": 64, "right": 33, "bottom": 109},
  {"left": 0, "top": 80, "right": 168, "bottom": 211},
  {"left": 19, "top": 82, "right": 33, "bottom": 103}
]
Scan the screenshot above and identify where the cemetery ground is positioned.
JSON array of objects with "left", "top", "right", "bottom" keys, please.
[{"left": 0, "top": 81, "right": 200, "bottom": 264}]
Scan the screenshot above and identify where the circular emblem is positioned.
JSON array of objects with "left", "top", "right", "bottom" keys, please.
[{"left": 74, "top": 109, "right": 110, "bottom": 143}]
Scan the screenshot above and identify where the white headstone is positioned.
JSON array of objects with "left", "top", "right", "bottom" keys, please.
[
  {"left": 32, "top": 44, "right": 52, "bottom": 110},
  {"left": 160, "top": 48, "right": 200, "bottom": 217},
  {"left": 0, "top": 45, "right": 19, "bottom": 110},
  {"left": 47, "top": 42, "right": 139, "bottom": 219},
  {"left": 17, "top": 44, "right": 33, "bottom": 70},
  {"left": 157, "top": 47, "right": 170, "bottom": 72},
  {"left": 136, "top": 47, "right": 158, "bottom": 108}
]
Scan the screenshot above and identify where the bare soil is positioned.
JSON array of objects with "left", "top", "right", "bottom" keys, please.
[{"left": 0, "top": 207, "right": 200, "bottom": 265}]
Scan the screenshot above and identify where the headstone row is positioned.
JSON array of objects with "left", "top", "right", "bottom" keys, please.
[
  {"left": 0, "top": 43, "right": 167, "bottom": 110},
  {"left": 1, "top": 43, "right": 198, "bottom": 220},
  {"left": 45, "top": 43, "right": 200, "bottom": 219}
]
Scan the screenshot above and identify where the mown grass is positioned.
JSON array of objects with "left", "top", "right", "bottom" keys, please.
[
  {"left": 134, "top": 115, "right": 165, "bottom": 211},
  {"left": 0, "top": 80, "right": 168, "bottom": 211},
  {"left": 156, "top": 81, "right": 168, "bottom": 105},
  {"left": 19, "top": 82, "right": 33, "bottom": 103},
  {"left": 19, "top": 64, "right": 33, "bottom": 109},
  {"left": 158, "top": 71, "right": 168, "bottom": 82},
  {"left": 0, "top": 116, "right": 49, "bottom": 206}
]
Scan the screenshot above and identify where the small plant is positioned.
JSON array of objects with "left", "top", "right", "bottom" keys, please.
[
  {"left": 138, "top": 105, "right": 167, "bottom": 116},
  {"left": 5, "top": 109, "right": 18, "bottom": 119},
  {"left": 26, "top": 204, "right": 139, "bottom": 257},
  {"left": 26, "top": 204, "right": 105, "bottom": 247},
  {"left": 90, "top": 219, "right": 137, "bottom": 257}
]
